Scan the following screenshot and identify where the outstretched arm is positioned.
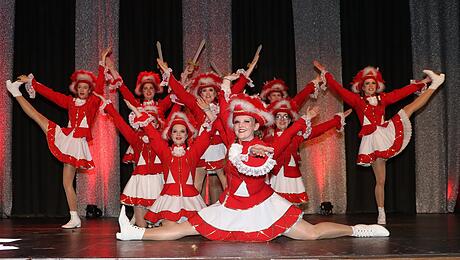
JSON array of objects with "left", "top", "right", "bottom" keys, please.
[
  {"left": 93, "top": 47, "right": 112, "bottom": 95},
  {"left": 94, "top": 92, "right": 138, "bottom": 146},
  {"left": 272, "top": 106, "right": 319, "bottom": 159},
  {"left": 230, "top": 53, "right": 259, "bottom": 94},
  {"left": 291, "top": 80, "right": 316, "bottom": 108},
  {"left": 382, "top": 78, "right": 430, "bottom": 105},
  {"left": 105, "top": 55, "right": 141, "bottom": 107},
  {"left": 217, "top": 90, "right": 235, "bottom": 146},
  {"left": 157, "top": 58, "right": 203, "bottom": 117},
  {"left": 18, "top": 75, "right": 71, "bottom": 109},
  {"left": 313, "top": 61, "right": 361, "bottom": 107}
]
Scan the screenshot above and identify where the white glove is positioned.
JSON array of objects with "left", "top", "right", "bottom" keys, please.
[
  {"left": 423, "top": 70, "right": 445, "bottom": 90},
  {"left": 6, "top": 80, "right": 23, "bottom": 97}
]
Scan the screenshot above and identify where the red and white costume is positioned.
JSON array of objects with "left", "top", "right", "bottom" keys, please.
[
  {"left": 137, "top": 112, "right": 217, "bottom": 224},
  {"left": 265, "top": 99, "right": 345, "bottom": 203},
  {"left": 188, "top": 93, "right": 313, "bottom": 242},
  {"left": 102, "top": 102, "right": 164, "bottom": 208},
  {"left": 165, "top": 71, "right": 250, "bottom": 171},
  {"left": 25, "top": 66, "right": 105, "bottom": 169},
  {"left": 108, "top": 71, "right": 173, "bottom": 162},
  {"left": 324, "top": 67, "right": 427, "bottom": 166}
]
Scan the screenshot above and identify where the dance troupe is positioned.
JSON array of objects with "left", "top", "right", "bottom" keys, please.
[{"left": 6, "top": 45, "right": 445, "bottom": 241}]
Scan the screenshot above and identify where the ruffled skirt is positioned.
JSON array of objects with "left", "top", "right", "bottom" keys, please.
[
  {"left": 120, "top": 173, "right": 164, "bottom": 208},
  {"left": 357, "top": 110, "right": 412, "bottom": 166},
  {"left": 47, "top": 121, "right": 94, "bottom": 170},
  {"left": 188, "top": 192, "right": 303, "bottom": 242}
]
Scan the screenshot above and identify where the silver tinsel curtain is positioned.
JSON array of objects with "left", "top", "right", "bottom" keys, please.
[
  {"left": 410, "top": 0, "right": 460, "bottom": 213},
  {"left": 292, "top": 0, "right": 346, "bottom": 214},
  {"left": 75, "top": 0, "right": 120, "bottom": 217},
  {"left": 0, "top": 0, "right": 15, "bottom": 217}
]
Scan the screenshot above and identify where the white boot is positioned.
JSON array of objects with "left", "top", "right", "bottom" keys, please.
[
  {"left": 351, "top": 224, "right": 390, "bottom": 237},
  {"left": 62, "top": 211, "right": 81, "bottom": 229},
  {"left": 6, "top": 80, "right": 23, "bottom": 97},
  {"left": 377, "top": 207, "right": 386, "bottom": 225},
  {"left": 129, "top": 215, "right": 136, "bottom": 225},
  {"left": 116, "top": 205, "right": 145, "bottom": 241},
  {"left": 423, "top": 70, "right": 445, "bottom": 90}
]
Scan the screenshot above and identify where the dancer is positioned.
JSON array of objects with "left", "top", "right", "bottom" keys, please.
[
  {"left": 7, "top": 49, "right": 109, "bottom": 228},
  {"left": 157, "top": 55, "right": 258, "bottom": 203},
  {"left": 124, "top": 99, "right": 219, "bottom": 226},
  {"left": 116, "top": 92, "right": 389, "bottom": 241},
  {"left": 93, "top": 92, "right": 164, "bottom": 227},
  {"left": 265, "top": 98, "right": 352, "bottom": 204},
  {"left": 314, "top": 61, "right": 445, "bottom": 224},
  {"left": 259, "top": 73, "right": 325, "bottom": 105}
]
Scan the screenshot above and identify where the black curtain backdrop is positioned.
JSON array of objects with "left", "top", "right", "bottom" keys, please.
[
  {"left": 232, "top": 0, "right": 297, "bottom": 96},
  {"left": 12, "top": 0, "right": 76, "bottom": 217},
  {"left": 340, "top": 0, "right": 416, "bottom": 214},
  {"left": 118, "top": 0, "right": 183, "bottom": 190}
]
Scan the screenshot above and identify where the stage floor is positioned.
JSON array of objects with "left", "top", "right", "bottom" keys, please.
[{"left": 0, "top": 213, "right": 459, "bottom": 259}]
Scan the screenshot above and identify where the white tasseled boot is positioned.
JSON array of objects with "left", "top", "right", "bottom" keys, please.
[
  {"left": 423, "top": 70, "right": 445, "bottom": 90},
  {"left": 6, "top": 80, "right": 23, "bottom": 97},
  {"left": 62, "top": 211, "right": 81, "bottom": 229},
  {"left": 129, "top": 215, "right": 136, "bottom": 225},
  {"left": 377, "top": 207, "right": 386, "bottom": 225},
  {"left": 116, "top": 206, "right": 145, "bottom": 241},
  {"left": 351, "top": 224, "right": 390, "bottom": 237}
]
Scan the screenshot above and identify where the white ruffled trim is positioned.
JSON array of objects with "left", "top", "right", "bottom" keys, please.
[
  {"left": 25, "top": 73, "right": 36, "bottom": 99},
  {"left": 299, "top": 117, "right": 312, "bottom": 139},
  {"left": 335, "top": 112, "right": 346, "bottom": 133},
  {"left": 160, "top": 68, "right": 172, "bottom": 87},
  {"left": 169, "top": 94, "right": 184, "bottom": 106},
  {"left": 209, "top": 102, "right": 220, "bottom": 115},
  {"left": 319, "top": 70, "right": 327, "bottom": 90},
  {"left": 110, "top": 78, "right": 123, "bottom": 91},
  {"left": 128, "top": 112, "right": 154, "bottom": 130},
  {"left": 99, "top": 99, "right": 112, "bottom": 114},
  {"left": 74, "top": 98, "right": 87, "bottom": 106},
  {"left": 412, "top": 80, "right": 428, "bottom": 96},
  {"left": 309, "top": 79, "right": 321, "bottom": 99},
  {"left": 220, "top": 78, "right": 232, "bottom": 102},
  {"left": 309, "top": 71, "right": 327, "bottom": 99},
  {"left": 171, "top": 146, "right": 186, "bottom": 157},
  {"left": 103, "top": 67, "right": 124, "bottom": 91},
  {"left": 228, "top": 143, "right": 276, "bottom": 177},
  {"left": 236, "top": 68, "right": 254, "bottom": 88},
  {"left": 201, "top": 120, "right": 212, "bottom": 132}
]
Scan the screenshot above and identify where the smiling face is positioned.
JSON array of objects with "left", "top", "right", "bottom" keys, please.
[
  {"left": 233, "top": 115, "right": 259, "bottom": 142},
  {"left": 76, "top": 83, "right": 91, "bottom": 99},
  {"left": 274, "top": 112, "right": 291, "bottom": 131},
  {"left": 170, "top": 124, "right": 188, "bottom": 146},
  {"left": 199, "top": 86, "right": 217, "bottom": 104},
  {"left": 362, "top": 78, "right": 377, "bottom": 96},
  {"left": 267, "top": 91, "right": 283, "bottom": 103},
  {"left": 142, "top": 83, "right": 156, "bottom": 101}
]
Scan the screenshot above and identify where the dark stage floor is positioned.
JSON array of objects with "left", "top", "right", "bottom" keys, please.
[{"left": 0, "top": 213, "right": 459, "bottom": 259}]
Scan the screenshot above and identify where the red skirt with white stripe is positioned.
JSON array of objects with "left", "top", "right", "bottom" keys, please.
[
  {"left": 197, "top": 143, "right": 227, "bottom": 170},
  {"left": 269, "top": 168, "right": 309, "bottom": 204},
  {"left": 357, "top": 110, "right": 412, "bottom": 166},
  {"left": 144, "top": 194, "right": 206, "bottom": 224},
  {"left": 47, "top": 121, "right": 94, "bottom": 170},
  {"left": 188, "top": 192, "right": 303, "bottom": 242},
  {"left": 120, "top": 173, "right": 164, "bottom": 208}
]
